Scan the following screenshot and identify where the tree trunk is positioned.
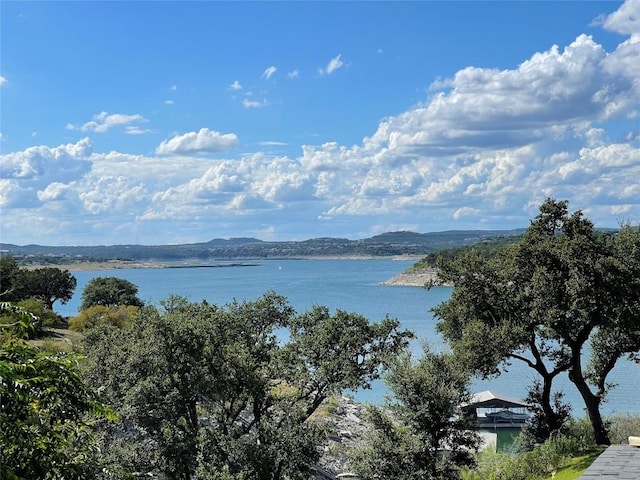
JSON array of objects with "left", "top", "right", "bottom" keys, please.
[
  {"left": 568, "top": 350, "right": 611, "bottom": 445},
  {"left": 539, "top": 372, "right": 564, "bottom": 433}
]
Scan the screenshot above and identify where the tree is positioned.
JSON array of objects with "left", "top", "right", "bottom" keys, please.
[
  {"left": 81, "top": 292, "right": 412, "bottom": 480},
  {"left": 434, "top": 198, "right": 640, "bottom": 445},
  {"left": 0, "top": 303, "right": 107, "bottom": 479},
  {"left": 0, "top": 260, "right": 76, "bottom": 311},
  {"left": 19, "top": 267, "right": 77, "bottom": 310},
  {"left": 0, "top": 256, "right": 22, "bottom": 301},
  {"left": 349, "top": 346, "right": 480, "bottom": 480},
  {"left": 80, "top": 276, "right": 143, "bottom": 310}
]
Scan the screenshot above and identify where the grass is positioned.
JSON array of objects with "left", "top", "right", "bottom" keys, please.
[{"left": 547, "top": 449, "right": 603, "bottom": 480}]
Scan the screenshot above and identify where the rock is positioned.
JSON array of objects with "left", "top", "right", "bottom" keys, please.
[
  {"left": 382, "top": 267, "right": 441, "bottom": 286},
  {"left": 316, "top": 396, "right": 371, "bottom": 475}
]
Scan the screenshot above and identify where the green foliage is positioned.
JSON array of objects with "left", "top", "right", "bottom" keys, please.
[
  {"left": 349, "top": 346, "right": 480, "bottom": 480},
  {"left": 464, "top": 421, "right": 601, "bottom": 480},
  {"left": 434, "top": 198, "right": 640, "bottom": 445},
  {"left": 19, "top": 267, "right": 77, "bottom": 310},
  {"left": 1, "top": 298, "right": 62, "bottom": 339},
  {"left": 80, "top": 276, "right": 144, "bottom": 310},
  {"left": 0, "top": 256, "right": 22, "bottom": 300},
  {"left": 411, "top": 235, "right": 522, "bottom": 270},
  {"left": 0, "top": 258, "right": 76, "bottom": 310},
  {"left": 81, "top": 292, "right": 412, "bottom": 480},
  {"left": 0, "top": 301, "right": 39, "bottom": 340},
  {"left": 521, "top": 380, "right": 572, "bottom": 447},
  {"left": 607, "top": 413, "right": 640, "bottom": 445},
  {"left": 69, "top": 304, "right": 139, "bottom": 331},
  {"left": 0, "top": 338, "right": 107, "bottom": 479}
]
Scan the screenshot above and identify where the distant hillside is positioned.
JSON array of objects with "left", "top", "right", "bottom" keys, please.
[
  {"left": 0, "top": 229, "right": 526, "bottom": 265},
  {"left": 364, "top": 229, "right": 525, "bottom": 247}
]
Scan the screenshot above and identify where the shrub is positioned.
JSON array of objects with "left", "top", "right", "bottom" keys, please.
[
  {"left": 608, "top": 414, "right": 640, "bottom": 444},
  {"left": 0, "top": 298, "right": 60, "bottom": 338},
  {"left": 464, "top": 421, "right": 599, "bottom": 480},
  {"left": 69, "top": 305, "right": 139, "bottom": 331}
]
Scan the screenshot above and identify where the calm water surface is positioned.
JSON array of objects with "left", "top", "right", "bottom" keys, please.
[{"left": 59, "top": 259, "right": 639, "bottom": 416}]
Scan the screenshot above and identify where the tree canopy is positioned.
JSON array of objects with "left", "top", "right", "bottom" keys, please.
[
  {"left": 81, "top": 292, "right": 412, "bottom": 480},
  {"left": 349, "top": 346, "right": 479, "bottom": 480},
  {"left": 0, "top": 258, "right": 76, "bottom": 310},
  {"left": 433, "top": 198, "right": 640, "bottom": 445},
  {"left": 80, "top": 276, "right": 144, "bottom": 310},
  {"left": 0, "top": 302, "right": 107, "bottom": 479}
]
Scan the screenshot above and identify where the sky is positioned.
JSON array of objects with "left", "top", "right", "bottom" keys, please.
[{"left": 1, "top": 1, "right": 639, "bottom": 246}]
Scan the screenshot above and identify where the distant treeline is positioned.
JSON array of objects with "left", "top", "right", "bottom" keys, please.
[
  {"left": 409, "top": 235, "right": 524, "bottom": 270},
  {"left": 410, "top": 227, "right": 621, "bottom": 270},
  {"left": 1, "top": 229, "right": 526, "bottom": 265}
]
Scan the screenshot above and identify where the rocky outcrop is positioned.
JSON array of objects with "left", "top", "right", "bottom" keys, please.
[
  {"left": 316, "top": 396, "right": 370, "bottom": 476},
  {"left": 382, "top": 267, "right": 440, "bottom": 286}
]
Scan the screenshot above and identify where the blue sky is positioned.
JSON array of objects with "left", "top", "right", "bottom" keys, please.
[{"left": 1, "top": 1, "right": 639, "bottom": 246}]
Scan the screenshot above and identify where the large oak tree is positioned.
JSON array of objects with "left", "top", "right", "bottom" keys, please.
[
  {"left": 80, "top": 276, "right": 143, "bottom": 310},
  {"left": 82, "top": 292, "right": 412, "bottom": 479},
  {"left": 434, "top": 199, "right": 640, "bottom": 445}
]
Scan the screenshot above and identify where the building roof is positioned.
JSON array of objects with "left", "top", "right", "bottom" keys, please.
[
  {"left": 462, "top": 390, "right": 529, "bottom": 409},
  {"left": 580, "top": 445, "right": 640, "bottom": 479}
]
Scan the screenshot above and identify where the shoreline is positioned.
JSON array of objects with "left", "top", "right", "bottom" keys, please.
[
  {"left": 381, "top": 267, "right": 441, "bottom": 287},
  {"left": 22, "top": 255, "right": 426, "bottom": 273}
]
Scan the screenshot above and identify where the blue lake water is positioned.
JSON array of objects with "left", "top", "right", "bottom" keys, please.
[{"left": 58, "top": 258, "right": 639, "bottom": 416}]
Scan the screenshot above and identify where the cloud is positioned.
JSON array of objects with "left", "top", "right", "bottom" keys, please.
[
  {"left": 230, "top": 80, "right": 243, "bottom": 90},
  {"left": 287, "top": 70, "right": 299, "bottom": 79},
  {"left": 0, "top": 137, "right": 93, "bottom": 180},
  {"left": 0, "top": 138, "right": 93, "bottom": 210},
  {"left": 3, "top": 1, "right": 640, "bottom": 245},
  {"left": 364, "top": 33, "right": 639, "bottom": 156},
  {"left": 262, "top": 66, "right": 277, "bottom": 80},
  {"left": 602, "top": 0, "right": 640, "bottom": 36},
  {"left": 319, "top": 54, "right": 344, "bottom": 75},
  {"left": 0, "top": 75, "right": 7, "bottom": 86},
  {"left": 155, "top": 128, "right": 239, "bottom": 155},
  {"left": 164, "top": 100, "right": 175, "bottom": 105},
  {"left": 170, "top": 84, "right": 177, "bottom": 90},
  {"left": 66, "top": 111, "right": 148, "bottom": 133},
  {"left": 243, "top": 98, "right": 269, "bottom": 108},
  {"left": 125, "top": 126, "right": 154, "bottom": 135}
]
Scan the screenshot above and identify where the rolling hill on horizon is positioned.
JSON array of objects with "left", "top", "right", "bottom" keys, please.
[{"left": 1, "top": 229, "right": 527, "bottom": 264}]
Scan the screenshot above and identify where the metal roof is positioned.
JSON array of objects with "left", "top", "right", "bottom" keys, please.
[{"left": 462, "top": 390, "right": 529, "bottom": 409}]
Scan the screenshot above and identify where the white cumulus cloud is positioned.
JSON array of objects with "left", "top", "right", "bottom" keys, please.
[
  {"left": 0, "top": 137, "right": 93, "bottom": 180},
  {"left": 66, "top": 111, "right": 148, "bottom": 133},
  {"left": 230, "top": 80, "right": 243, "bottom": 90},
  {"left": 0, "top": 75, "right": 7, "bottom": 86},
  {"left": 155, "top": 128, "right": 239, "bottom": 155},
  {"left": 602, "top": 0, "right": 640, "bottom": 36},
  {"left": 2, "top": 0, "right": 640, "bottom": 245}
]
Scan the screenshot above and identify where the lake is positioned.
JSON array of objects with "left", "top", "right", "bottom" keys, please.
[{"left": 58, "top": 258, "right": 639, "bottom": 416}]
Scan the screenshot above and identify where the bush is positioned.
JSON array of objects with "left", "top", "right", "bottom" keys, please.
[
  {"left": 464, "top": 421, "right": 599, "bottom": 480},
  {"left": 608, "top": 414, "right": 640, "bottom": 444},
  {"left": 69, "top": 305, "right": 139, "bottom": 331},
  {"left": 0, "top": 298, "right": 60, "bottom": 338}
]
